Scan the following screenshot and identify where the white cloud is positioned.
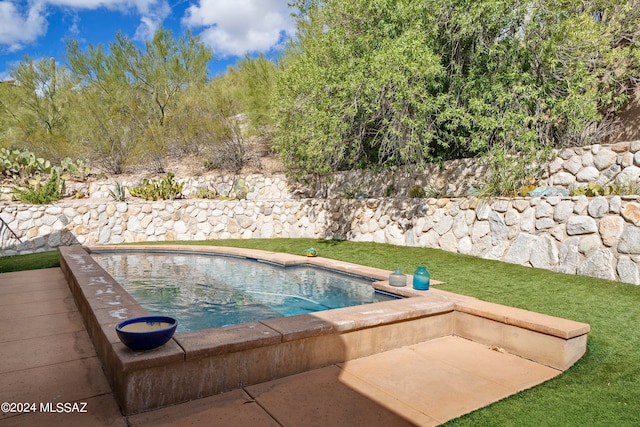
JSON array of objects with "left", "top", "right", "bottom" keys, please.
[
  {"left": 0, "top": 0, "right": 169, "bottom": 52},
  {"left": 0, "top": 1, "right": 48, "bottom": 52},
  {"left": 131, "top": 0, "right": 171, "bottom": 41},
  {"left": 182, "top": 0, "right": 295, "bottom": 57},
  {"left": 46, "top": 0, "right": 171, "bottom": 41}
]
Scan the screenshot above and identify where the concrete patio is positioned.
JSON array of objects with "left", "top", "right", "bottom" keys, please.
[{"left": 1, "top": 267, "right": 572, "bottom": 426}]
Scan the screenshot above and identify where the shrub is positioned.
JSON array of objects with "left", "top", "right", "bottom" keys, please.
[
  {"left": 0, "top": 148, "right": 89, "bottom": 183},
  {"left": 191, "top": 187, "right": 218, "bottom": 199},
  {"left": 128, "top": 173, "right": 184, "bottom": 200},
  {"left": 571, "top": 179, "right": 640, "bottom": 197},
  {"left": 12, "top": 170, "right": 65, "bottom": 204},
  {"left": 408, "top": 185, "right": 426, "bottom": 198},
  {"left": 384, "top": 183, "right": 396, "bottom": 197},
  {"left": 608, "top": 178, "right": 640, "bottom": 196},
  {"left": 1, "top": 148, "right": 51, "bottom": 182},
  {"left": 108, "top": 182, "right": 127, "bottom": 201}
]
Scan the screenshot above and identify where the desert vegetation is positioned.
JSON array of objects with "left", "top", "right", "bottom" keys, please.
[{"left": 1, "top": 0, "right": 639, "bottom": 196}]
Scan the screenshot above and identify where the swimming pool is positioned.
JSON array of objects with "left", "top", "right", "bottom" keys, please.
[
  {"left": 91, "top": 251, "right": 398, "bottom": 332},
  {"left": 59, "top": 244, "right": 589, "bottom": 415}
]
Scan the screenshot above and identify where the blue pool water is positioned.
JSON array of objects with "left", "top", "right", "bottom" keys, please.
[{"left": 92, "top": 251, "right": 398, "bottom": 332}]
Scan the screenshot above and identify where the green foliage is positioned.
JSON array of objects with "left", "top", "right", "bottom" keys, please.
[
  {"left": 274, "top": 0, "right": 448, "bottom": 179},
  {"left": 0, "top": 148, "right": 51, "bottom": 181},
  {"left": 200, "top": 56, "right": 278, "bottom": 172},
  {"left": 58, "top": 157, "right": 90, "bottom": 181},
  {"left": 607, "top": 178, "right": 640, "bottom": 195},
  {"left": 108, "top": 182, "right": 127, "bottom": 201},
  {"left": 128, "top": 173, "right": 184, "bottom": 200},
  {"left": 0, "top": 251, "right": 60, "bottom": 273},
  {"left": 11, "top": 170, "right": 65, "bottom": 204},
  {"left": 222, "top": 55, "right": 278, "bottom": 135},
  {"left": 0, "top": 148, "right": 89, "bottom": 184},
  {"left": 0, "top": 58, "right": 76, "bottom": 160},
  {"left": 384, "top": 183, "right": 396, "bottom": 197},
  {"left": 275, "top": 0, "right": 640, "bottom": 185},
  {"left": 424, "top": 186, "right": 444, "bottom": 199},
  {"left": 571, "top": 178, "right": 640, "bottom": 196},
  {"left": 518, "top": 185, "right": 537, "bottom": 198},
  {"left": 408, "top": 185, "right": 426, "bottom": 198},
  {"left": 65, "top": 28, "right": 212, "bottom": 174},
  {"left": 480, "top": 146, "right": 554, "bottom": 197},
  {"left": 571, "top": 182, "right": 609, "bottom": 197},
  {"left": 191, "top": 187, "right": 218, "bottom": 199},
  {"left": 231, "top": 178, "right": 252, "bottom": 200}
]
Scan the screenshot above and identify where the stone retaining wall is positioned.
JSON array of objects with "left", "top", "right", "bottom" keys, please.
[
  {"left": 61, "top": 174, "right": 293, "bottom": 201},
  {"left": 5, "top": 141, "right": 635, "bottom": 202},
  {"left": 2, "top": 195, "right": 639, "bottom": 285},
  {"left": 301, "top": 141, "right": 640, "bottom": 198}
]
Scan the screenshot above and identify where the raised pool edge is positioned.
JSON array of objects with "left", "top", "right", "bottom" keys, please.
[{"left": 59, "top": 244, "right": 590, "bottom": 415}]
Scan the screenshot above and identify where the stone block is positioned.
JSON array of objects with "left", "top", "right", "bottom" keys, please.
[
  {"left": 558, "top": 148, "right": 576, "bottom": 160},
  {"left": 583, "top": 151, "right": 595, "bottom": 166},
  {"left": 554, "top": 201, "right": 575, "bottom": 222},
  {"left": 594, "top": 148, "right": 617, "bottom": 170},
  {"left": 551, "top": 172, "right": 576, "bottom": 186},
  {"left": 535, "top": 218, "right": 555, "bottom": 230},
  {"left": 599, "top": 215, "right": 624, "bottom": 247},
  {"left": 618, "top": 225, "right": 640, "bottom": 254},
  {"left": 611, "top": 141, "right": 631, "bottom": 153},
  {"left": 609, "top": 196, "right": 622, "bottom": 213},
  {"left": 564, "top": 155, "right": 583, "bottom": 174},
  {"left": 578, "top": 249, "right": 615, "bottom": 280},
  {"left": 566, "top": 216, "right": 597, "bottom": 235},
  {"left": 535, "top": 201, "right": 554, "bottom": 218},
  {"left": 573, "top": 196, "right": 589, "bottom": 214},
  {"left": 621, "top": 152, "right": 634, "bottom": 167},
  {"left": 587, "top": 196, "right": 609, "bottom": 218},
  {"left": 488, "top": 211, "right": 508, "bottom": 244},
  {"left": 578, "top": 234, "right": 602, "bottom": 257},
  {"left": 520, "top": 207, "right": 535, "bottom": 232},
  {"left": 504, "top": 209, "right": 520, "bottom": 226},
  {"left": 622, "top": 202, "right": 640, "bottom": 226},
  {"left": 530, "top": 235, "right": 559, "bottom": 269},
  {"left": 558, "top": 237, "right": 580, "bottom": 275},
  {"left": 619, "top": 165, "right": 640, "bottom": 183},
  {"left": 617, "top": 256, "right": 640, "bottom": 285},
  {"left": 576, "top": 166, "right": 599, "bottom": 182}
]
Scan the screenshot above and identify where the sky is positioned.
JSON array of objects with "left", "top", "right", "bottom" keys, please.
[{"left": 0, "top": 0, "right": 297, "bottom": 80}]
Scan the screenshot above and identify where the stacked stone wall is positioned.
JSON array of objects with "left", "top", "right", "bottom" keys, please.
[
  {"left": 61, "top": 174, "right": 292, "bottom": 201},
  {"left": 2, "top": 195, "right": 639, "bottom": 285},
  {"left": 301, "top": 141, "right": 640, "bottom": 198},
  {"left": 6, "top": 141, "right": 635, "bottom": 202}
]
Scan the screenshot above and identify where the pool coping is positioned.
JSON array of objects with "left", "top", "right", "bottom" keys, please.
[{"left": 59, "top": 244, "right": 590, "bottom": 416}]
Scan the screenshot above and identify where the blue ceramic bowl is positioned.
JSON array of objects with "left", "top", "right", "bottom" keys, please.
[{"left": 115, "top": 316, "right": 178, "bottom": 351}]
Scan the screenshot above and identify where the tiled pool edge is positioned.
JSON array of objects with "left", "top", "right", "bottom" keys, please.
[{"left": 59, "top": 244, "right": 590, "bottom": 416}]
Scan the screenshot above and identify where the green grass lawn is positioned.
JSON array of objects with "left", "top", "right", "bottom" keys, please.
[
  {"left": 0, "top": 250, "right": 60, "bottom": 273},
  {"left": 2, "top": 238, "right": 639, "bottom": 425}
]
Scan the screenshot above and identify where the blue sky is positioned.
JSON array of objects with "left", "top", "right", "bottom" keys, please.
[{"left": 0, "top": 0, "right": 296, "bottom": 80}]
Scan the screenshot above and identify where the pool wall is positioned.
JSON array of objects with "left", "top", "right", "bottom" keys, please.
[{"left": 59, "top": 244, "right": 590, "bottom": 416}]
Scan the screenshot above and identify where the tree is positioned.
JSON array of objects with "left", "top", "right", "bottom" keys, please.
[
  {"left": 66, "top": 27, "right": 213, "bottom": 173},
  {"left": 274, "top": 0, "right": 640, "bottom": 193},
  {"left": 228, "top": 55, "right": 278, "bottom": 135},
  {"left": 274, "top": 0, "right": 449, "bottom": 179},
  {"left": 0, "top": 57, "right": 75, "bottom": 161}
]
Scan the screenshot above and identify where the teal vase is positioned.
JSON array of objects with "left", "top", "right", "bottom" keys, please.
[{"left": 413, "top": 266, "right": 430, "bottom": 290}]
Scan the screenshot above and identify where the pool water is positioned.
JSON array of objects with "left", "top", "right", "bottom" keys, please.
[{"left": 92, "top": 252, "right": 398, "bottom": 332}]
